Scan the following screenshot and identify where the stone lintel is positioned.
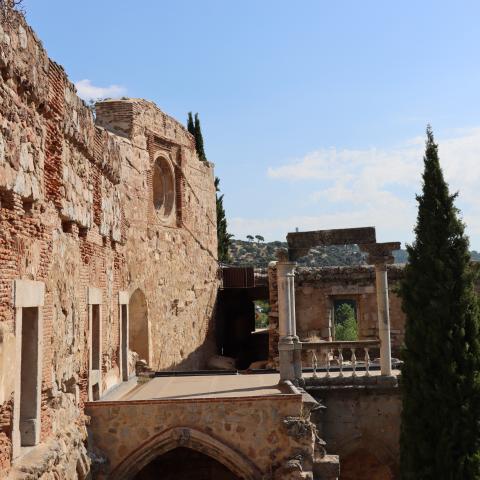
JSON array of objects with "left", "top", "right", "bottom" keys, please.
[
  {"left": 118, "top": 291, "right": 129, "bottom": 305},
  {"left": 287, "top": 227, "right": 377, "bottom": 261},
  {"left": 88, "top": 286, "right": 103, "bottom": 305},
  {"left": 13, "top": 280, "right": 45, "bottom": 308}
]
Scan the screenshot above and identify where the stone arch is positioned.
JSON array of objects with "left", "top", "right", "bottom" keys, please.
[
  {"left": 336, "top": 435, "right": 398, "bottom": 480},
  {"left": 152, "top": 155, "right": 175, "bottom": 221},
  {"left": 110, "top": 427, "right": 262, "bottom": 480},
  {"left": 128, "top": 288, "right": 149, "bottom": 363}
]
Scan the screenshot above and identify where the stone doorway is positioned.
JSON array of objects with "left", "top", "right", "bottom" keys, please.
[{"left": 133, "top": 447, "right": 241, "bottom": 480}]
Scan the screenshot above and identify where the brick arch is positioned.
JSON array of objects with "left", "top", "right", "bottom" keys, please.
[{"left": 110, "top": 427, "right": 262, "bottom": 480}]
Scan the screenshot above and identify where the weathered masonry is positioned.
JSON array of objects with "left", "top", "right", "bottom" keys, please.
[
  {"left": 0, "top": 10, "right": 218, "bottom": 477},
  {"left": 268, "top": 264, "right": 406, "bottom": 361},
  {"left": 1, "top": 8, "right": 404, "bottom": 480}
]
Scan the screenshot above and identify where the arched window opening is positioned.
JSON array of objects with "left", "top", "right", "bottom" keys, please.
[
  {"left": 133, "top": 447, "right": 241, "bottom": 480},
  {"left": 129, "top": 289, "right": 149, "bottom": 363},
  {"left": 152, "top": 157, "right": 175, "bottom": 220}
]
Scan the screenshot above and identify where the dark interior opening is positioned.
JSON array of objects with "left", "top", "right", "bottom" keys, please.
[
  {"left": 20, "top": 307, "right": 39, "bottom": 446},
  {"left": 91, "top": 304, "right": 100, "bottom": 370}
]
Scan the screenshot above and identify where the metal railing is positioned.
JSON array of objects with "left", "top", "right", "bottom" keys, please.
[{"left": 303, "top": 339, "right": 380, "bottom": 378}]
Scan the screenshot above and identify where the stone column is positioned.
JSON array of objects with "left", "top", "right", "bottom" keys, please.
[
  {"left": 276, "top": 250, "right": 302, "bottom": 383},
  {"left": 375, "top": 263, "right": 392, "bottom": 376},
  {"left": 359, "top": 241, "right": 400, "bottom": 377}
]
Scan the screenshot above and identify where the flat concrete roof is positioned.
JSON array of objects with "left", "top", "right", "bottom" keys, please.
[
  {"left": 108, "top": 373, "right": 285, "bottom": 401},
  {"left": 102, "top": 369, "right": 400, "bottom": 402}
]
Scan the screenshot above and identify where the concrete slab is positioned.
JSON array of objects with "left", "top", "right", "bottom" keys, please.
[
  {"left": 102, "top": 370, "right": 401, "bottom": 402},
  {"left": 112, "top": 373, "right": 284, "bottom": 401}
]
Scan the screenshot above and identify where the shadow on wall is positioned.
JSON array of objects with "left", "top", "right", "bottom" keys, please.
[
  {"left": 129, "top": 289, "right": 149, "bottom": 363},
  {"left": 134, "top": 285, "right": 219, "bottom": 372},
  {"left": 340, "top": 448, "right": 395, "bottom": 480}
]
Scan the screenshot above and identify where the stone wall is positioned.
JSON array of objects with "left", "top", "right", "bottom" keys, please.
[
  {"left": 86, "top": 392, "right": 320, "bottom": 479},
  {"left": 0, "top": 9, "right": 217, "bottom": 478},
  {"left": 307, "top": 379, "right": 401, "bottom": 480},
  {"left": 268, "top": 264, "right": 405, "bottom": 362}
]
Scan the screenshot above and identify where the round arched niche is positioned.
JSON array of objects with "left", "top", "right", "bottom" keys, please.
[{"left": 152, "top": 156, "right": 175, "bottom": 220}]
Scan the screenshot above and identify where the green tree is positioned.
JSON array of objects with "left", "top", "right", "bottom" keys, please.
[
  {"left": 215, "top": 177, "right": 233, "bottom": 263},
  {"left": 194, "top": 113, "right": 207, "bottom": 162},
  {"left": 246, "top": 235, "right": 254, "bottom": 242},
  {"left": 187, "top": 112, "right": 195, "bottom": 136},
  {"left": 399, "top": 126, "right": 480, "bottom": 479},
  {"left": 334, "top": 303, "right": 358, "bottom": 341},
  {"left": 255, "top": 235, "right": 265, "bottom": 243},
  {"left": 186, "top": 112, "right": 207, "bottom": 162}
]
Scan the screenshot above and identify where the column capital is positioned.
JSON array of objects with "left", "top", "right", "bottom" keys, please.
[
  {"left": 359, "top": 241, "right": 401, "bottom": 265},
  {"left": 276, "top": 259, "right": 296, "bottom": 277}
]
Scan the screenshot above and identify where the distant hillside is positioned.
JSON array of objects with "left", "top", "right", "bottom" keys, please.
[
  {"left": 229, "top": 240, "right": 368, "bottom": 268},
  {"left": 229, "top": 240, "right": 480, "bottom": 268}
]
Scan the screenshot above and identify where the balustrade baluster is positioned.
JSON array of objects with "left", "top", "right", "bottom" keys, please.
[
  {"left": 364, "top": 347, "right": 370, "bottom": 376},
  {"left": 351, "top": 348, "right": 357, "bottom": 377},
  {"left": 311, "top": 350, "right": 318, "bottom": 378},
  {"left": 326, "top": 348, "right": 331, "bottom": 378},
  {"left": 338, "top": 348, "right": 344, "bottom": 377}
]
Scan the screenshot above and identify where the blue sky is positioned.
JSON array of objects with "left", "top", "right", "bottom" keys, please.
[{"left": 24, "top": 0, "right": 480, "bottom": 248}]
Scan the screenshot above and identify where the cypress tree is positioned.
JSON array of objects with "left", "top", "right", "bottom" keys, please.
[
  {"left": 194, "top": 113, "right": 207, "bottom": 162},
  {"left": 215, "top": 177, "right": 233, "bottom": 263},
  {"left": 399, "top": 126, "right": 480, "bottom": 479},
  {"left": 187, "top": 112, "right": 195, "bottom": 136}
]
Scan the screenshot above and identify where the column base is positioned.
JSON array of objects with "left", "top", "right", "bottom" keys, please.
[
  {"left": 293, "top": 337, "right": 303, "bottom": 384},
  {"left": 278, "top": 337, "right": 296, "bottom": 382}
]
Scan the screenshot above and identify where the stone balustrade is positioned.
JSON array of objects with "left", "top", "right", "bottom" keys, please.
[{"left": 304, "top": 339, "right": 381, "bottom": 378}]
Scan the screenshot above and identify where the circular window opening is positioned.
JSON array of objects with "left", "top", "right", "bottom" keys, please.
[{"left": 153, "top": 157, "right": 175, "bottom": 219}]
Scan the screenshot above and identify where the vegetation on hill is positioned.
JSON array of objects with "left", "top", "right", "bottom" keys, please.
[
  {"left": 229, "top": 239, "right": 369, "bottom": 267},
  {"left": 399, "top": 127, "right": 480, "bottom": 479},
  {"left": 228, "top": 238, "right": 480, "bottom": 268}
]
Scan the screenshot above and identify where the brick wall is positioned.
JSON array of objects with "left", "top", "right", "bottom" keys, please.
[{"left": 0, "top": 10, "right": 218, "bottom": 477}]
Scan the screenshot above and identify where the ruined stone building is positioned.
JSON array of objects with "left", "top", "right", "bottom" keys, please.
[
  {"left": 0, "top": 11, "right": 219, "bottom": 477},
  {"left": 268, "top": 264, "right": 406, "bottom": 362},
  {"left": 1, "top": 9, "right": 404, "bottom": 480}
]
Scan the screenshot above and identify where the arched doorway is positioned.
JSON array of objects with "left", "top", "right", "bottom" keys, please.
[
  {"left": 133, "top": 447, "right": 241, "bottom": 480},
  {"left": 129, "top": 289, "right": 149, "bottom": 363},
  {"left": 110, "top": 427, "right": 262, "bottom": 480},
  {"left": 340, "top": 448, "right": 395, "bottom": 480}
]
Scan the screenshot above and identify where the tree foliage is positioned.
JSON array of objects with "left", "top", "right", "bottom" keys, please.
[
  {"left": 187, "top": 112, "right": 232, "bottom": 261},
  {"left": 187, "top": 112, "right": 195, "bottom": 136},
  {"left": 186, "top": 112, "right": 207, "bottom": 162},
  {"left": 215, "top": 177, "right": 233, "bottom": 263},
  {"left": 399, "top": 126, "right": 480, "bottom": 479},
  {"left": 334, "top": 303, "right": 358, "bottom": 341}
]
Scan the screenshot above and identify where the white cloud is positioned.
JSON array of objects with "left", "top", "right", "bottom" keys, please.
[
  {"left": 235, "top": 128, "right": 480, "bottom": 248},
  {"left": 75, "top": 79, "right": 127, "bottom": 102}
]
